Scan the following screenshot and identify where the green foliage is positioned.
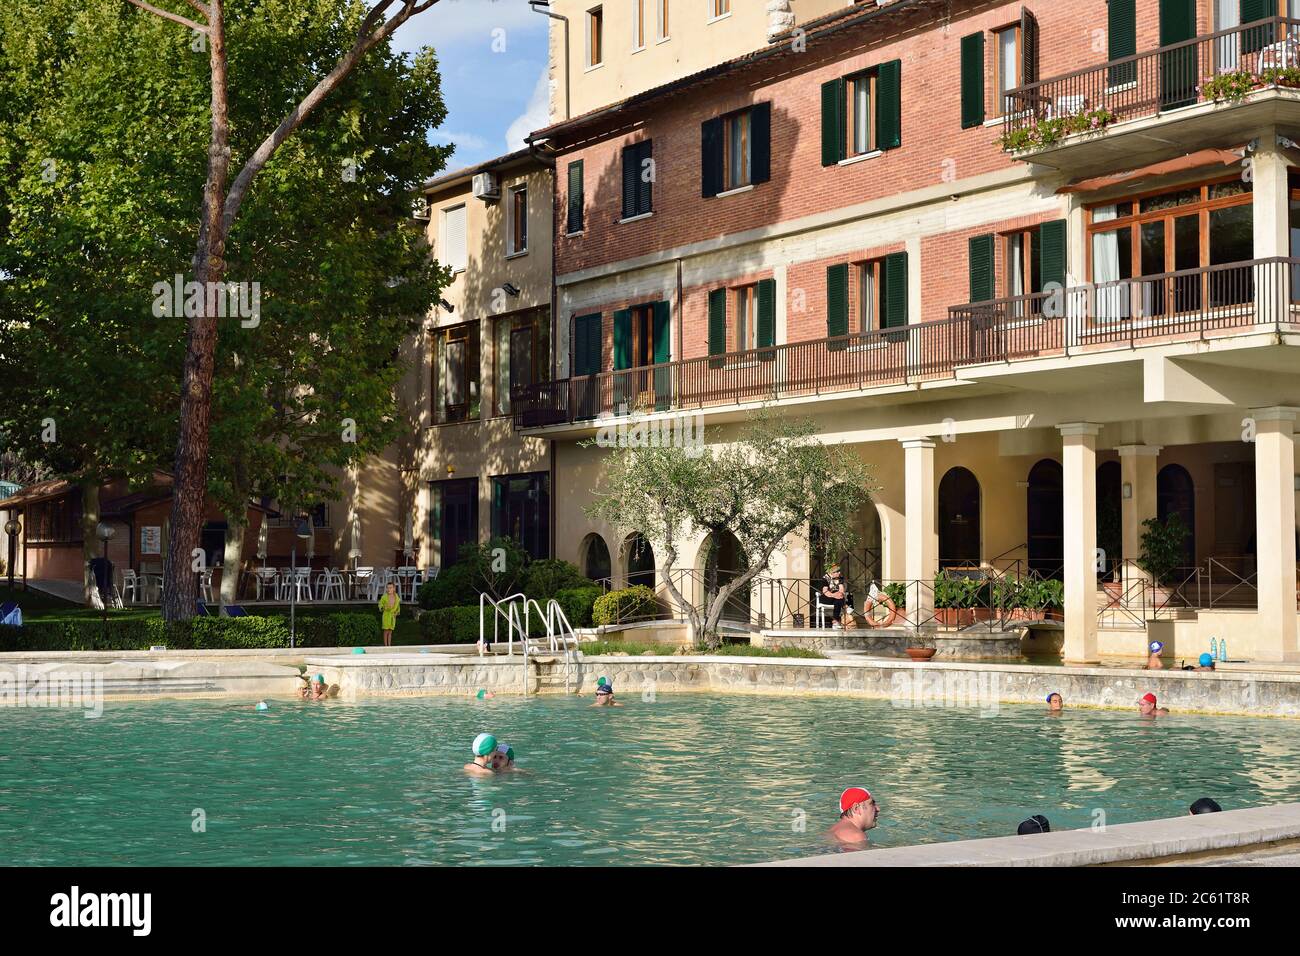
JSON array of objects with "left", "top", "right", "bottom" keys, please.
[
  {"left": 1138, "top": 514, "right": 1191, "bottom": 587},
  {"left": 418, "top": 605, "right": 484, "bottom": 644},
  {"left": 933, "top": 572, "right": 985, "bottom": 610},
  {"left": 553, "top": 586, "right": 601, "bottom": 629},
  {"left": 1261, "top": 66, "right": 1300, "bottom": 87},
  {"left": 1201, "top": 70, "right": 1258, "bottom": 102},
  {"left": 0, "top": 611, "right": 375, "bottom": 651},
  {"left": 457, "top": 537, "right": 530, "bottom": 601},
  {"left": 883, "top": 582, "right": 908, "bottom": 609},
  {"left": 574, "top": 639, "right": 824, "bottom": 659},
  {"left": 998, "top": 107, "right": 1117, "bottom": 152},
  {"left": 418, "top": 560, "right": 476, "bottom": 610},
  {"left": 524, "top": 559, "right": 591, "bottom": 603},
  {"left": 592, "top": 586, "right": 660, "bottom": 627}
]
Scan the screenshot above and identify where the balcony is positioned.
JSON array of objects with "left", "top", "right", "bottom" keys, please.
[
  {"left": 1004, "top": 17, "right": 1300, "bottom": 177},
  {"left": 513, "top": 259, "right": 1300, "bottom": 432}
]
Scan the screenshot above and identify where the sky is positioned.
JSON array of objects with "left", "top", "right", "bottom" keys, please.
[{"left": 390, "top": 0, "right": 551, "bottom": 173}]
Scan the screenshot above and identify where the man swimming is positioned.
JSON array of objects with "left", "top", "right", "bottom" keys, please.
[
  {"left": 464, "top": 733, "right": 499, "bottom": 776},
  {"left": 1146, "top": 640, "right": 1165, "bottom": 670},
  {"left": 300, "top": 674, "right": 331, "bottom": 700},
  {"left": 1045, "top": 692, "right": 1064, "bottom": 712},
  {"left": 827, "top": 786, "right": 879, "bottom": 849},
  {"left": 592, "top": 677, "right": 623, "bottom": 707},
  {"left": 1189, "top": 797, "right": 1222, "bottom": 814},
  {"left": 1017, "top": 814, "right": 1051, "bottom": 835},
  {"left": 1138, "top": 692, "right": 1170, "bottom": 717},
  {"left": 489, "top": 743, "right": 523, "bottom": 773}
]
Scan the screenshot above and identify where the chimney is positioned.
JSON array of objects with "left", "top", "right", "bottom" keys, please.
[{"left": 766, "top": 0, "right": 795, "bottom": 41}]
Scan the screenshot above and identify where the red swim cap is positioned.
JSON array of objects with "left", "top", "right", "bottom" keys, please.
[
  {"left": 839, "top": 787, "right": 872, "bottom": 813},
  {"left": 1140, "top": 692, "right": 1158, "bottom": 704}
]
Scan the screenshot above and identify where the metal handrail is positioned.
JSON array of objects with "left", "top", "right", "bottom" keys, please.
[{"left": 477, "top": 592, "right": 528, "bottom": 656}]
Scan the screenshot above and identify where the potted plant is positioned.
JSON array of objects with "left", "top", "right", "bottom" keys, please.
[
  {"left": 905, "top": 630, "right": 937, "bottom": 662},
  {"left": 1201, "top": 69, "right": 1257, "bottom": 103},
  {"left": 1137, "top": 514, "right": 1190, "bottom": 608}
]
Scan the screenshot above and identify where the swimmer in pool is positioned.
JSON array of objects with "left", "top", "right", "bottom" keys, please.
[
  {"left": 1138, "top": 692, "right": 1169, "bottom": 717},
  {"left": 1146, "top": 640, "right": 1165, "bottom": 670},
  {"left": 1046, "top": 692, "right": 1064, "bottom": 712},
  {"left": 300, "top": 674, "right": 332, "bottom": 700},
  {"left": 827, "top": 786, "right": 879, "bottom": 850},
  {"left": 489, "top": 743, "right": 524, "bottom": 773},
  {"left": 591, "top": 679, "right": 622, "bottom": 707},
  {"left": 464, "top": 733, "right": 499, "bottom": 776}
]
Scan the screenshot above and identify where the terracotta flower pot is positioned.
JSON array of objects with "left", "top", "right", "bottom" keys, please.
[{"left": 905, "top": 647, "right": 937, "bottom": 661}]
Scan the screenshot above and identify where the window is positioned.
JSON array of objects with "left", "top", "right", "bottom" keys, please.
[
  {"left": 566, "top": 160, "right": 585, "bottom": 234},
  {"left": 432, "top": 321, "right": 481, "bottom": 423},
  {"left": 506, "top": 183, "right": 528, "bottom": 256},
  {"left": 994, "top": 24, "right": 1020, "bottom": 116},
  {"left": 633, "top": 0, "right": 646, "bottom": 49},
  {"left": 491, "top": 473, "right": 550, "bottom": 561},
  {"left": 702, "top": 103, "right": 770, "bottom": 198},
  {"left": 857, "top": 258, "right": 904, "bottom": 332},
  {"left": 1003, "top": 229, "right": 1042, "bottom": 300},
  {"left": 27, "top": 496, "right": 83, "bottom": 544},
  {"left": 734, "top": 285, "right": 756, "bottom": 350},
  {"left": 587, "top": 7, "right": 603, "bottom": 67},
  {"left": 1109, "top": 0, "right": 1137, "bottom": 85},
  {"left": 847, "top": 69, "right": 877, "bottom": 155},
  {"left": 657, "top": 0, "right": 669, "bottom": 40},
  {"left": 709, "top": 0, "right": 729, "bottom": 20},
  {"left": 493, "top": 310, "right": 549, "bottom": 416},
  {"left": 441, "top": 204, "right": 467, "bottom": 273},
  {"left": 621, "top": 139, "right": 653, "bottom": 219}
]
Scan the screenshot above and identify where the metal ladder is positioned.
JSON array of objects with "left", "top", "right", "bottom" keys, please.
[
  {"left": 478, "top": 592, "right": 529, "bottom": 656},
  {"left": 520, "top": 598, "right": 582, "bottom": 695}
]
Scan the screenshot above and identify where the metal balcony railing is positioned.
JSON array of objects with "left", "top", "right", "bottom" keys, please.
[{"left": 514, "top": 258, "right": 1300, "bottom": 429}]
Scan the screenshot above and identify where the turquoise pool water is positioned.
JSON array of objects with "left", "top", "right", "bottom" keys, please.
[{"left": 4, "top": 694, "right": 1300, "bottom": 866}]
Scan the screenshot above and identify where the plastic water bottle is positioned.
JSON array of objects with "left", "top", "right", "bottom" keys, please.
[
  {"left": 1209, "top": 637, "right": 1219, "bottom": 660},
  {"left": 1219, "top": 639, "right": 1228, "bottom": 662}
]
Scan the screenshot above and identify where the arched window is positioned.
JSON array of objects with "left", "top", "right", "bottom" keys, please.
[
  {"left": 1026, "top": 459, "right": 1063, "bottom": 577},
  {"left": 579, "top": 533, "right": 611, "bottom": 583},
  {"left": 625, "top": 533, "right": 656, "bottom": 589},
  {"left": 1157, "top": 464, "right": 1196, "bottom": 566},
  {"left": 938, "top": 467, "right": 981, "bottom": 568}
]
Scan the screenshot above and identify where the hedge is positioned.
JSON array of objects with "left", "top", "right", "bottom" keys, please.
[
  {"left": 592, "top": 586, "right": 659, "bottom": 627},
  {"left": 553, "top": 586, "right": 600, "bottom": 629},
  {"left": 0, "top": 612, "right": 379, "bottom": 652},
  {"left": 419, "top": 605, "right": 484, "bottom": 644}
]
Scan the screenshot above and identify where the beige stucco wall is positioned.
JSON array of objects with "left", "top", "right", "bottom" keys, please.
[{"left": 547, "top": 0, "right": 852, "bottom": 121}]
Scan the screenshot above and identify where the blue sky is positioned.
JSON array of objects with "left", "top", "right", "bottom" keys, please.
[{"left": 391, "top": 0, "right": 551, "bottom": 172}]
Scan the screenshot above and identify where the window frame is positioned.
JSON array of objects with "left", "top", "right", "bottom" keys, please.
[
  {"left": 656, "top": 0, "right": 670, "bottom": 40},
  {"left": 846, "top": 68, "right": 878, "bottom": 157},
  {"left": 433, "top": 320, "right": 481, "bottom": 424},
  {"left": 632, "top": 0, "right": 646, "bottom": 50},
  {"left": 441, "top": 203, "right": 467, "bottom": 274},
  {"left": 993, "top": 23, "right": 1022, "bottom": 118},
  {"left": 708, "top": 0, "right": 730, "bottom": 22},
  {"left": 857, "top": 259, "right": 883, "bottom": 333},
  {"left": 586, "top": 6, "right": 604, "bottom": 68},
  {"left": 506, "top": 182, "right": 528, "bottom": 257},
  {"left": 722, "top": 108, "right": 753, "bottom": 191},
  {"left": 733, "top": 283, "right": 757, "bottom": 351}
]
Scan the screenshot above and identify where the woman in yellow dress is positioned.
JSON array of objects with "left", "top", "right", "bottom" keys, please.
[{"left": 378, "top": 581, "right": 401, "bottom": 647}]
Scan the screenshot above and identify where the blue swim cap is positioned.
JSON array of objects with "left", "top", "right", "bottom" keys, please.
[
  {"left": 1045, "top": 692, "right": 1060, "bottom": 703},
  {"left": 1149, "top": 641, "right": 1164, "bottom": 653},
  {"left": 352, "top": 647, "right": 366, "bottom": 655},
  {"left": 1199, "top": 653, "right": 1214, "bottom": 667}
]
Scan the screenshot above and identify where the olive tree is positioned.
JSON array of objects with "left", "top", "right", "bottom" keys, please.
[{"left": 585, "top": 413, "right": 876, "bottom": 648}]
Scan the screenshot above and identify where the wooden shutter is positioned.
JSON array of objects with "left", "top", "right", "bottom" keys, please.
[
  {"left": 573, "top": 313, "right": 601, "bottom": 377},
  {"left": 756, "top": 277, "right": 776, "bottom": 358},
  {"left": 821, "top": 78, "right": 845, "bottom": 166},
  {"left": 701, "top": 117, "right": 724, "bottom": 198},
  {"left": 1020, "top": 8, "right": 1039, "bottom": 87},
  {"left": 1241, "top": 0, "right": 1275, "bottom": 53},
  {"left": 883, "top": 252, "right": 909, "bottom": 328},
  {"left": 566, "top": 161, "right": 584, "bottom": 234},
  {"left": 613, "top": 309, "right": 633, "bottom": 370},
  {"left": 827, "top": 264, "right": 849, "bottom": 339},
  {"left": 652, "top": 300, "right": 672, "bottom": 410},
  {"left": 968, "top": 235, "right": 995, "bottom": 303},
  {"left": 875, "top": 60, "right": 902, "bottom": 150},
  {"left": 1159, "top": 0, "right": 1199, "bottom": 106},
  {"left": 1038, "top": 219, "right": 1067, "bottom": 292},
  {"left": 621, "top": 145, "right": 639, "bottom": 220},
  {"left": 751, "top": 102, "right": 772, "bottom": 185},
  {"left": 637, "top": 141, "right": 653, "bottom": 216},
  {"left": 1108, "top": 0, "right": 1137, "bottom": 87},
  {"left": 960, "top": 33, "right": 985, "bottom": 129},
  {"left": 708, "top": 288, "right": 727, "bottom": 368}
]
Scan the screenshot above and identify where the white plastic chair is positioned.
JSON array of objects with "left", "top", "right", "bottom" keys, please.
[
  {"left": 254, "top": 567, "right": 277, "bottom": 601},
  {"left": 397, "top": 566, "right": 418, "bottom": 602},
  {"left": 121, "top": 569, "right": 142, "bottom": 604},
  {"left": 198, "top": 568, "right": 215, "bottom": 603},
  {"left": 352, "top": 567, "right": 374, "bottom": 601},
  {"left": 318, "top": 569, "right": 346, "bottom": 602},
  {"left": 282, "top": 567, "right": 312, "bottom": 603}
]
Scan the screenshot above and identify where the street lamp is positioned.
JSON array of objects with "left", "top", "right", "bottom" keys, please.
[
  {"left": 289, "top": 515, "right": 313, "bottom": 648},
  {"left": 4, "top": 517, "right": 20, "bottom": 592},
  {"left": 96, "top": 522, "right": 116, "bottom": 642}
]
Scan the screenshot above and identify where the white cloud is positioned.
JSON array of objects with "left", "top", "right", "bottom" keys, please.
[
  {"left": 432, "top": 129, "right": 490, "bottom": 153},
  {"left": 391, "top": 0, "right": 546, "bottom": 55},
  {"left": 504, "top": 66, "right": 550, "bottom": 150}
]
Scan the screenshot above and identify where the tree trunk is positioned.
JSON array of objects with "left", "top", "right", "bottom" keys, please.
[
  {"left": 80, "top": 479, "right": 101, "bottom": 608},
  {"left": 219, "top": 508, "right": 246, "bottom": 613},
  {"left": 163, "top": 1, "right": 231, "bottom": 622}
]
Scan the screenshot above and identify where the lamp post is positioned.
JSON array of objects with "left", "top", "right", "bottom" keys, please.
[
  {"left": 290, "top": 515, "right": 312, "bottom": 648},
  {"left": 4, "top": 517, "right": 20, "bottom": 592},
  {"left": 95, "top": 522, "right": 116, "bottom": 643}
]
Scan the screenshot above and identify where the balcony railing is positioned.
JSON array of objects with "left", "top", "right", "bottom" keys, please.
[
  {"left": 513, "top": 258, "right": 1300, "bottom": 429},
  {"left": 1005, "top": 16, "right": 1300, "bottom": 143}
]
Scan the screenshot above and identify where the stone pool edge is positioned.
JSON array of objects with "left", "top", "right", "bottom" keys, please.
[{"left": 753, "top": 802, "right": 1300, "bottom": 867}]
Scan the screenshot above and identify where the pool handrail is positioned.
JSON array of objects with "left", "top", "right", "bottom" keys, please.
[{"left": 478, "top": 592, "right": 529, "bottom": 657}]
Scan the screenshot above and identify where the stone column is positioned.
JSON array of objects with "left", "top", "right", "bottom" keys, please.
[
  {"left": 901, "top": 439, "right": 936, "bottom": 628},
  {"left": 1060, "top": 424, "right": 1102, "bottom": 663},
  {"left": 1117, "top": 444, "right": 1161, "bottom": 597},
  {"left": 1253, "top": 407, "right": 1299, "bottom": 662},
  {"left": 1251, "top": 138, "right": 1290, "bottom": 324}
]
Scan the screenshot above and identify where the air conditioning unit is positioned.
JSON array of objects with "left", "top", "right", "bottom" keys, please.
[{"left": 472, "top": 171, "right": 500, "bottom": 202}]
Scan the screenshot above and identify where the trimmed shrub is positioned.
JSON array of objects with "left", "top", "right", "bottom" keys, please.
[
  {"left": 591, "top": 586, "right": 659, "bottom": 627},
  {"left": 0, "top": 612, "right": 377, "bottom": 652},
  {"left": 418, "top": 560, "right": 476, "bottom": 610},
  {"left": 524, "top": 559, "right": 591, "bottom": 603},
  {"left": 419, "top": 605, "right": 483, "bottom": 644},
  {"left": 553, "top": 586, "right": 600, "bottom": 629}
]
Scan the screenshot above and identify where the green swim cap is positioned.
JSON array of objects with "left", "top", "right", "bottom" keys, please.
[
  {"left": 314, "top": 674, "right": 325, "bottom": 683},
  {"left": 496, "top": 743, "right": 515, "bottom": 762},
  {"left": 472, "top": 733, "right": 497, "bottom": 757},
  {"left": 597, "top": 676, "right": 608, "bottom": 686},
  {"left": 476, "top": 688, "right": 488, "bottom": 700}
]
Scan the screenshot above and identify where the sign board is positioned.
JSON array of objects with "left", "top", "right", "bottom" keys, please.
[{"left": 140, "top": 526, "right": 162, "bottom": 555}]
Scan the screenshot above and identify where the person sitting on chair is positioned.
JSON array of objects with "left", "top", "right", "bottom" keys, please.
[{"left": 820, "top": 565, "right": 848, "bottom": 629}]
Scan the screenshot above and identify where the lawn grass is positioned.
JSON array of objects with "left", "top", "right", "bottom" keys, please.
[
  {"left": 576, "top": 639, "right": 824, "bottom": 660},
  {"left": 0, "top": 584, "right": 81, "bottom": 613}
]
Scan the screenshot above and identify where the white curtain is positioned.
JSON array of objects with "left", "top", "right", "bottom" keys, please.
[
  {"left": 1216, "top": 0, "right": 1240, "bottom": 73},
  {"left": 1092, "top": 205, "right": 1124, "bottom": 323}
]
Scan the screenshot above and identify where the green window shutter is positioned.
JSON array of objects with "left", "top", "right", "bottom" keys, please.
[
  {"left": 573, "top": 313, "right": 601, "bottom": 377},
  {"left": 652, "top": 301, "right": 672, "bottom": 410},
  {"left": 701, "top": 117, "right": 724, "bottom": 198},
  {"left": 1038, "top": 219, "right": 1068, "bottom": 292},
  {"left": 883, "top": 252, "right": 909, "bottom": 328},
  {"left": 637, "top": 141, "right": 653, "bottom": 216},
  {"left": 960, "top": 33, "right": 985, "bottom": 130},
  {"left": 821, "top": 78, "right": 845, "bottom": 166},
  {"left": 613, "top": 309, "right": 633, "bottom": 370},
  {"left": 567, "top": 161, "right": 584, "bottom": 234},
  {"left": 751, "top": 102, "right": 772, "bottom": 185},
  {"left": 826, "top": 264, "right": 849, "bottom": 339},
  {"left": 1108, "top": 0, "right": 1136, "bottom": 87},
  {"left": 875, "top": 60, "right": 902, "bottom": 150},
  {"left": 708, "top": 288, "right": 727, "bottom": 367},
  {"left": 1241, "top": 0, "right": 1275, "bottom": 53},
  {"left": 621, "top": 145, "right": 639, "bottom": 220},
  {"left": 968, "top": 235, "right": 995, "bottom": 303},
  {"left": 1020, "top": 9, "right": 1039, "bottom": 87},
  {"left": 756, "top": 278, "right": 776, "bottom": 357}
]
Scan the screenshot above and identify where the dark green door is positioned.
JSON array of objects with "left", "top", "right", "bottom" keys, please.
[
  {"left": 1159, "top": 0, "right": 1198, "bottom": 110},
  {"left": 652, "top": 301, "right": 672, "bottom": 411}
]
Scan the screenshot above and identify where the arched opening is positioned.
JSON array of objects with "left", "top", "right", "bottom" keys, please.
[
  {"left": 700, "top": 530, "right": 749, "bottom": 624},
  {"left": 1026, "top": 459, "right": 1063, "bottom": 578},
  {"left": 624, "top": 533, "right": 656, "bottom": 589},
  {"left": 1096, "top": 461, "right": 1122, "bottom": 580},
  {"left": 1157, "top": 464, "right": 1196, "bottom": 567},
  {"left": 938, "top": 467, "right": 981, "bottom": 568},
  {"left": 579, "top": 533, "right": 611, "bottom": 584}
]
